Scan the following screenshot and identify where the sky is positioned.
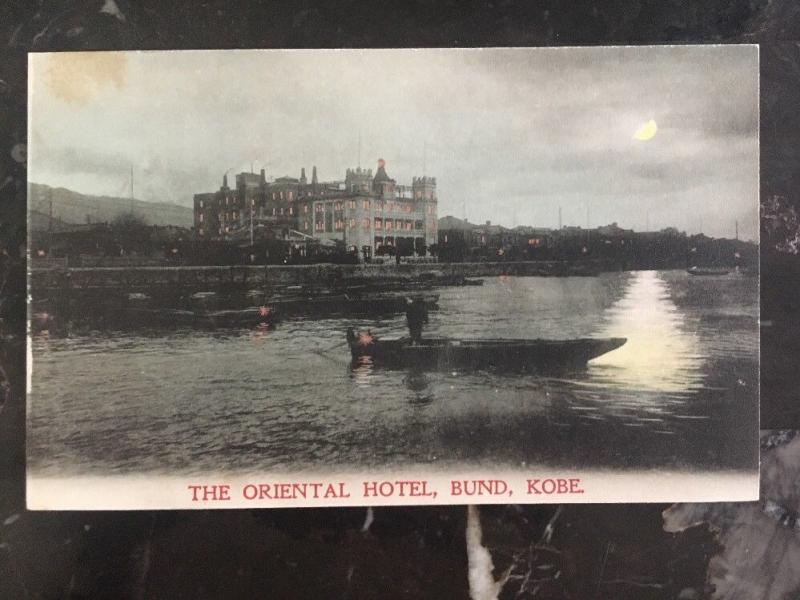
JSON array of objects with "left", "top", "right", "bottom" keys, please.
[{"left": 28, "top": 46, "right": 759, "bottom": 240}]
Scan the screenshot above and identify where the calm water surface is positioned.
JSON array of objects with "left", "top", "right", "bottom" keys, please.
[{"left": 28, "top": 270, "right": 759, "bottom": 475}]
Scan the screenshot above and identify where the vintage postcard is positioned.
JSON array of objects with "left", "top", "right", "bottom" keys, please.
[{"left": 27, "top": 46, "right": 759, "bottom": 509}]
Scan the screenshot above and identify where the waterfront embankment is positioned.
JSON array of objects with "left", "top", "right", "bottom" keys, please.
[{"left": 30, "top": 260, "right": 614, "bottom": 296}]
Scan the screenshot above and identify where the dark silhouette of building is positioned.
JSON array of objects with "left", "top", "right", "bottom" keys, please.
[{"left": 436, "top": 215, "right": 757, "bottom": 269}]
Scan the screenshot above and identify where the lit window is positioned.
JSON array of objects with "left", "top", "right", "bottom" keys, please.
[
  {"left": 199, "top": 213, "right": 204, "bottom": 222},
  {"left": 199, "top": 200, "right": 204, "bottom": 209},
  {"left": 385, "top": 220, "right": 392, "bottom": 231},
  {"left": 375, "top": 218, "right": 382, "bottom": 230},
  {"left": 362, "top": 218, "right": 370, "bottom": 230},
  {"left": 349, "top": 218, "right": 356, "bottom": 229},
  {"left": 288, "top": 191, "right": 293, "bottom": 201},
  {"left": 363, "top": 199, "right": 370, "bottom": 210}
]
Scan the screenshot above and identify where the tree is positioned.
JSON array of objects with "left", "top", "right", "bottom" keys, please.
[{"left": 110, "top": 212, "right": 150, "bottom": 256}]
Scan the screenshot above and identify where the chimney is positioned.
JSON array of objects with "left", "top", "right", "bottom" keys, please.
[
  {"left": 300, "top": 167, "right": 307, "bottom": 185},
  {"left": 223, "top": 173, "right": 228, "bottom": 189},
  {"left": 260, "top": 168, "right": 266, "bottom": 184},
  {"left": 485, "top": 220, "right": 491, "bottom": 226}
]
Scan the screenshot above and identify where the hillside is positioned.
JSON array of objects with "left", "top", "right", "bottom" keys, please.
[{"left": 28, "top": 183, "right": 194, "bottom": 230}]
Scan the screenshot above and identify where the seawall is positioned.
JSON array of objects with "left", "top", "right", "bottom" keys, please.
[{"left": 30, "top": 260, "right": 615, "bottom": 296}]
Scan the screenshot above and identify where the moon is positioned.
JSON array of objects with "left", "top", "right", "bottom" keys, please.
[{"left": 633, "top": 119, "right": 658, "bottom": 141}]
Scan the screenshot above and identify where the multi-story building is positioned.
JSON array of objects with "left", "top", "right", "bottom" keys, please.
[{"left": 193, "top": 159, "right": 438, "bottom": 260}]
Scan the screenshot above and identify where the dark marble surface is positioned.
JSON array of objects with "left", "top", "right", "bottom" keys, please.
[{"left": 1, "top": 1, "right": 800, "bottom": 598}]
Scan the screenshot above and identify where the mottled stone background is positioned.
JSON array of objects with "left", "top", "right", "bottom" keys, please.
[{"left": 1, "top": 1, "right": 799, "bottom": 598}]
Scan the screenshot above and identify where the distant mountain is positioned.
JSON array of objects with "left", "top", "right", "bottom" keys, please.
[{"left": 28, "top": 183, "right": 194, "bottom": 230}]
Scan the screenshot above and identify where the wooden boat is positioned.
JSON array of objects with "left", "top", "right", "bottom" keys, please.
[
  {"left": 687, "top": 266, "right": 730, "bottom": 276},
  {"left": 265, "top": 292, "right": 439, "bottom": 316},
  {"left": 116, "top": 293, "right": 438, "bottom": 329},
  {"left": 346, "top": 329, "right": 626, "bottom": 371}
]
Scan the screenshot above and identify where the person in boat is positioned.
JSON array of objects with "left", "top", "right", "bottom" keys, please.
[{"left": 405, "top": 297, "right": 428, "bottom": 344}]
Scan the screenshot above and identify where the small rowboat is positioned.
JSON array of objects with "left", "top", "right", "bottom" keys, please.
[
  {"left": 269, "top": 292, "right": 438, "bottom": 316},
  {"left": 687, "top": 266, "right": 730, "bottom": 276},
  {"left": 346, "top": 329, "right": 626, "bottom": 371}
]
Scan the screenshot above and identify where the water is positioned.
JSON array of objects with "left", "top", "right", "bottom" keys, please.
[{"left": 27, "top": 270, "right": 759, "bottom": 476}]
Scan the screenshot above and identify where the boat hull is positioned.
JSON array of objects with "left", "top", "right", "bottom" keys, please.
[
  {"left": 348, "top": 336, "right": 627, "bottom": 371},
  {"left": 686, "top": 267, "right": 730, "bottom": 276},
  {"left": 108, "top": 293, "right": 438, "bottom": 329}
]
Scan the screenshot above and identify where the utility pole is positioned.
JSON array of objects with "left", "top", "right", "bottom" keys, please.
[
  {"left": 585, "top": 204, "right": 590, "bottom": 244},
  {"left": 735, "top": 220, "right": 739, "bottom": 241},
  {"left": 358, "top": 132, "right": 361, "bottom": 170},
  {"left": 130, "top": 165, "right": 134, "bottom": 213},
  {"left": 250, "top": 206, "right": 254, "bottom": 246},
  {"left": 48, "top": 188, "right": 53, "bottom": 232}
]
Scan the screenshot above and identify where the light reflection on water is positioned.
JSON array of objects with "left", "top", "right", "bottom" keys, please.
[
  {"left": 351, "top": 355, "right": 374, "bottom": 387},
  {"left": 589, "top": 270, "right": 707, "bottom": 393},
  {"left": 27, "top": 271, "right": 759, "bottom": 475}
]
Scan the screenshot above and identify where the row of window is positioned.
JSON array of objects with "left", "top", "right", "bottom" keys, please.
[
  {"left": 200, "top": 195, "right": 436, "bottom": 213},
  {"left": 304, "top": 218, "right": 425, "bottom": 232},
  {"left": 198, "top": 201, "right": 436, "bottom": 226},
  {"left": 271, "top": 207, "right": 295, "bottom": 216},
  {"left": 374, "top": 218, "right": 419, "bottom": 231},
  {"left": 311, "top": 199, "right": 434, "bottom": 213}
]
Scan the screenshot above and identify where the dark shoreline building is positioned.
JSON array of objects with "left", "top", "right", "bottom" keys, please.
[{"left": 193, "top": 159, "right": 438, "bottom": 261}]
